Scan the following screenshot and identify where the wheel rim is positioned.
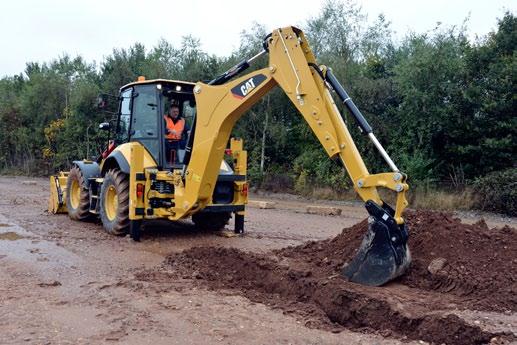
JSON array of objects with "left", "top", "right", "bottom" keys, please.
[
  {"left": 70, "top": 180, "right": 81, "bottom": 209},
  {"left": 105, "top": 185, "right": 118, "bottom": 221}
]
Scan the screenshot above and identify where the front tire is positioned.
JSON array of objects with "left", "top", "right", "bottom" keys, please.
[
  {"left": 66, "top": 166, "right": 91, "bottom": 220},
  {"left": 99, "top": 169, "right": 129, "bottom": 236}
]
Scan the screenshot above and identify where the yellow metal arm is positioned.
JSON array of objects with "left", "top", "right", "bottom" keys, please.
[{"left": 171, "top": 26, "right": 408, "bottom": 224}]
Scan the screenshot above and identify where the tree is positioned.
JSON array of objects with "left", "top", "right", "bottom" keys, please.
[
  {"left": 0, "top": 1, "right": 514, "bottom": 200},
  {"left": 456, "top": 12, "right": 517, "bottom": 177}
]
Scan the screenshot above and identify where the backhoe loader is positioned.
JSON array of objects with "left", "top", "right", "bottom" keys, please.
[{"left": 49, "top": 26, "right": 410, "bottom": 286}]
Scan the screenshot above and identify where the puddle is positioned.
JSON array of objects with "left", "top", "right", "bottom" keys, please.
[{"left": 0, "top": 232, "right": 25, "bottom": 241}]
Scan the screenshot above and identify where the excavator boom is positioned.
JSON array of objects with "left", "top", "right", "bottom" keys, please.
[{"left": 177, "top": 26, "right": 410, "bottom": 286}]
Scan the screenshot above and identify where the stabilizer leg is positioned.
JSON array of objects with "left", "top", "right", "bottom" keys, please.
[
  {"left": 234, "top": 213, "right": 244, "bottom": 234},
  {"left": 130, "top": 220, "right": 142, "bottom": 241}
]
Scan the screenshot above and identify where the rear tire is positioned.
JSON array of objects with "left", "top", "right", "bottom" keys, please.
[
  {"left": 66, "top": 166, "right": 91, "bottom": 220},
  {"left": 192, "top": 212, "right": 231, "bottom": 231},
  {"left": 99, "top": 169, "right": 129, "bottom": 236}
]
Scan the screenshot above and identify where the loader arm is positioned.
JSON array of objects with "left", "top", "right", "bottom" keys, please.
[{"left": 176, "top": 26, "right": 410, "bottom": 286}]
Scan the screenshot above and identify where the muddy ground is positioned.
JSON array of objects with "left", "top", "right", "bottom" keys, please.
[{"left": 0, "top": 176, "right": 515, "bottom": 345}]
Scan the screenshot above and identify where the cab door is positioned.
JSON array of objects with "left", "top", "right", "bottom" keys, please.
[{"left": 130, "top": 84, "right": 161, "bottom": 164}]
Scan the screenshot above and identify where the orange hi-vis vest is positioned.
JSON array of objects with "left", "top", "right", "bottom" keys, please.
[{"left": 164, "top": 115, "right": 185, "bottom": 140}]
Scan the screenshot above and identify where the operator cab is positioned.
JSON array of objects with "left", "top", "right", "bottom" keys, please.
[{"left": 116, "top": 78, "right": 196, "bottom": 169}]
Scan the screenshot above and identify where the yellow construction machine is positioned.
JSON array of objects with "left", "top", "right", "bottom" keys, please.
[{"left": 49, "top": 26, "right": 410, "bottom": 286}]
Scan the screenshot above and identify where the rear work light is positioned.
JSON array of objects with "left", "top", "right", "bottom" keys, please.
[
  {"left": 241, "top": 183, "right": 248, "bottom": 197},
  {"left": 136, "top": 183, "right": 144, "bottom": 199}
]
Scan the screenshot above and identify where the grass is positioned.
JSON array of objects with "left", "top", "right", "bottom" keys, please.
[
  {"left": 260, "top": 183, "right": 478, "bottom": 212},
  {"left": 408, "top": 188, "right": 477, "bottom": 211}
]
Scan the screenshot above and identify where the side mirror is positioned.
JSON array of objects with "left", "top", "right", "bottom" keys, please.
[
  {"left": 99, "top": 122, "right": 111, "bottom": 131},
  {"left": 97, "top": 95, "right": 109, "bottom": 110}
]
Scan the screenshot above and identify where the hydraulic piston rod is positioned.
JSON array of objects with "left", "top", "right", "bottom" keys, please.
[{"left": 325, "top": 69, "right": 399, "bottom": 172}]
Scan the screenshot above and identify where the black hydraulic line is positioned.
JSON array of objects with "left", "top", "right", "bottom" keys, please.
[
  {"left": 308, "top": 63, "right": 325, "bottom": 80},
  {"left": 262, "top": 33, "right": 273, "bottom": 52},
  {"left": 183, "top": 116, "right": 196, "bottom": 166},
  {"left": 208, "top": 60, "right": 250, "bottom": 86},
  {"left": 208, "top": 49, "right": 267, "bottom": 86},
  {"left": 325, "top": 69, "right": 373, "bottom": 134}
]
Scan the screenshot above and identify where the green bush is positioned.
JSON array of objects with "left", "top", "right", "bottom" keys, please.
[
  {"left": 472, "top": 168, "right": 517, "bottom": 216},
  {"left": 292, "top": 148, "right": 351, "bottom": 193}
]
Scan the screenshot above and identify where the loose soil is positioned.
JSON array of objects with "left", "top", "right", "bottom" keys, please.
[
  {"left": 134, "top": 210, "right": 516, "bottom": 345},
  {"left": 279, "top": 210, "right": 517, "bottom": 312},
  {"left": 1, "top": 176, "right": 516, "bottom": 345}
]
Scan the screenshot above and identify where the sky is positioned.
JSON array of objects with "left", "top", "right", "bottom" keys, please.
[{"left": 0, "top": 0, "right": 514, "bottom": 77}]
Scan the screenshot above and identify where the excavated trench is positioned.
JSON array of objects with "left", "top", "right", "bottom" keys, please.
[{"left": 136, "top": 210, "right": 516, "bottom": 344}]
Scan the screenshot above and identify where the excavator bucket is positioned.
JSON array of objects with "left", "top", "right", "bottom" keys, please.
[
  {"left": 343, "top": 200, "right": 411, "bottom": 286},
  {"left": 48, "top": 172, "right": 69, "bottom": 214}
]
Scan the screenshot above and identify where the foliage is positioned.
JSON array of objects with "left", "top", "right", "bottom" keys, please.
[
  {"left": 473, "top": 168, "right": 517, "bottom": 216},
  {"left": 0, "top": 1, "right": 515, "bottom": 213}
]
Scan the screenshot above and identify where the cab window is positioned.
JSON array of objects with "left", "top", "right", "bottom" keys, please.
[
  {"left": 131, "top": 84, "right": 160, "bottom": 159},
  {"left": 117, "top": 88, "right": 132, "bottom": 143},
  {"left": 181, "top": 99, "right": 196, "bottom": 131}
]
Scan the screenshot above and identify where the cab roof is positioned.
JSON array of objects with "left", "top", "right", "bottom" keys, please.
[{"left": 120, "top": 78, "right": 196, "bottom": 91}]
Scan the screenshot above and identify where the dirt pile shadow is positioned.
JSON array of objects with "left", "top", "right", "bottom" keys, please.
[{"left": 136, "top": 210, "right": 516, "bottom": 344}]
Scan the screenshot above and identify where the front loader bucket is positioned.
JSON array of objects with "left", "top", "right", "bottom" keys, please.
[
  {"left": 48, "top": 172, "right": 69, "bottom": 214},
  {"left": 343, "top": 200, "right": 411, "bottom": 286}
]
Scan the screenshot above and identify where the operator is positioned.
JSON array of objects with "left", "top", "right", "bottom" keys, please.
[{"left": 164, "top": 104, "right": 185, "bottom": 163}]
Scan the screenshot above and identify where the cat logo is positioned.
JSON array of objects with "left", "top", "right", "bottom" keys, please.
[
  {"left": 241, "top": 78, "right": 256, "bottom": 96},
  {"left": 231, "top": 74, "right": 267, "bottom": 99}
]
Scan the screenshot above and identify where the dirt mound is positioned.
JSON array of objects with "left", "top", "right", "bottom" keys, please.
[
  {"left": 159, "top": 247, "right": 503, "bottom": 345},
  {"left": 402, "top": 211, "right": 517, "bottom": 310},
  {"left": 279, "top": 210, "right": 517, "bottom": 312},
  {"left": 136, "top": 210, "right": 516, "bottom": 344}
]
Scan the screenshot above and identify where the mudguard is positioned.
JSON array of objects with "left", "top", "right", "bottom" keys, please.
[
  {"left": 101, "top": 151, "right": 130, "bottom": 175},
  {"left": 72, "top": 160, "right": 101, "bottom": 188}
]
